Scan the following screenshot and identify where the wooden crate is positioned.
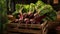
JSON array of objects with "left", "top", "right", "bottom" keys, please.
[{"left": 4, "top": 21, "right": 48, "bottom": 34}]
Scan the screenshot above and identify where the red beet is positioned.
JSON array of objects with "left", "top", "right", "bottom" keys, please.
[
  {"left": 30, "top": 19, "right": 36, "bottom": 24},
  {"left": 23, "top": 13, "right": 28, "bottom": 18},
  {"left": 34, "top": 15, "right": 46, "bottom": 24},
  {"left": 24, "top": 18, "right": 30, "bottom": 24},
  {"left": 19, "top": 13, "right": 23, "bottom": 20},
  {"left": 11, "top": 19, "right": 19, "bottom": 23},
  {"left": 34, "top": 13, "right": 39, "bottom": 17}
]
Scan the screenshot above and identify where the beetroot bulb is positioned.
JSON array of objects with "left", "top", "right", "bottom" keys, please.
[{"left": 35, "top": 15, "right": 46, "bottom": 24}]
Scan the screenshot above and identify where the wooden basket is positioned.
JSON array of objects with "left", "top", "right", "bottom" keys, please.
[{"left": 4, "top": 21, "right": 48, "bottom": 34}]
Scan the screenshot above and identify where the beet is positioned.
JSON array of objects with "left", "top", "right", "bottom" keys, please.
[
  {"left": 34, "top": 13, "right": 39, "bottom": 17},
  {"left": 11, "top": 19, "right": 19, "bottom": 23},
  {"left": 34, "top": 15, "right": 46, "bottom": 24},
  {"left": 30, "top": 19, "right": 36, "bottom": 24},
  {"left": 24, "top": 18, "right": 30, "bottom": 24},
  {"left": 23, "top": 13, "right": 28, "bottom": 18},
  {"left": 28, "top": 12, "right": 34, "bottom": 19}
]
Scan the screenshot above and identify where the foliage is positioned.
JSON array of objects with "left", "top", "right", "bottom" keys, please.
[{"left": 29, "top": 3, "right": 35, "bottom": 13}]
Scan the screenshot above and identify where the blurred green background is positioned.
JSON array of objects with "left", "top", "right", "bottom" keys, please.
[{"left": 0, "top": 0, "right": 8, "bottom": 33}]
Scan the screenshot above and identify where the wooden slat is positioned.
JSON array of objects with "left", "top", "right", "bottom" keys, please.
[{"left": 8, "top": 29, "right": 42, "bottom": 34}]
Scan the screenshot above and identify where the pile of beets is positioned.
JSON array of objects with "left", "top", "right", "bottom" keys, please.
[{"left": 10, "top": 12, "right": 46, "bottom": 24}]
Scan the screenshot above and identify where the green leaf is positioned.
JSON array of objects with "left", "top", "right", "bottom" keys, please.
[
  {"left": 23, "top": 5, "right": 30, "bottom": 13},
  {"left": 35, "top": 0, "right": 45, "bottom": 6},
  {"left": 46, "top": 10, "right": 57, "bottom": 21},
  {"left": 29, "top": 3, "right": 35, "bottom": 12},
  {"left": 16, "top": 4, "right": 23, "bottom": 11},
  {"left": 39, "top": 5, "right": 53, "bottom": 16}
]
